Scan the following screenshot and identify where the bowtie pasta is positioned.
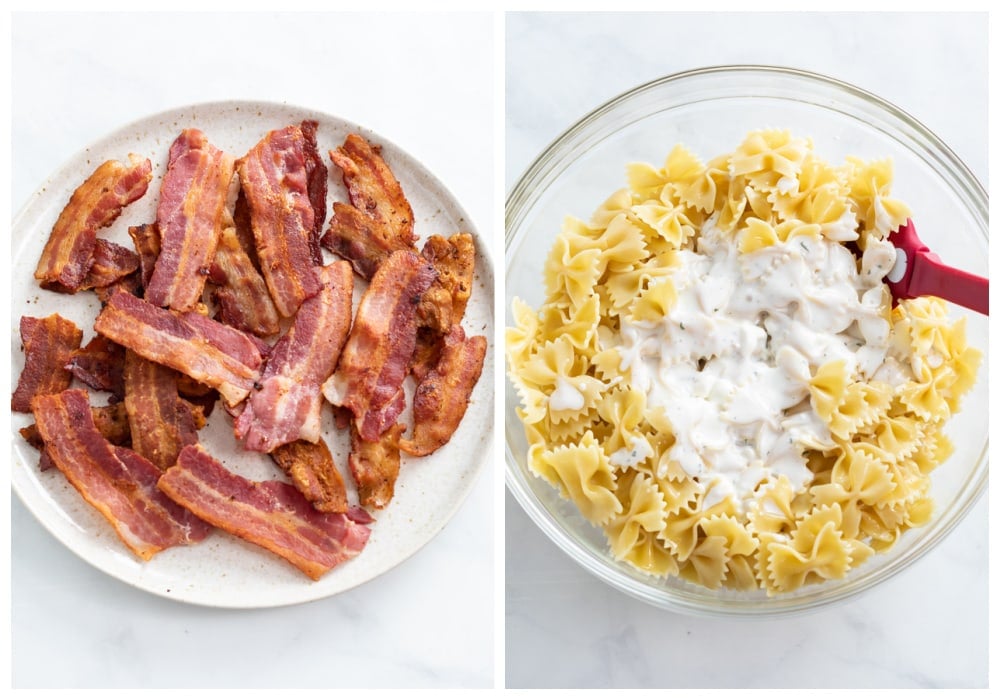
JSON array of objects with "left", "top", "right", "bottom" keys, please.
[{"left": 506, "top": 130, "right": 981, "bottom": 594}]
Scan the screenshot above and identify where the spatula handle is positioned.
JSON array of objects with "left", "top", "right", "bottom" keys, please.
[{"left": 909, "top": 251, "right": 989, "bottom": 315}]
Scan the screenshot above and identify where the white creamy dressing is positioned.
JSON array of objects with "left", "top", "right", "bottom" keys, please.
[
  {"left": 612, "top": 214, "right": 907, "bottom": 510},
  {"left": 549, "top": 375, "right": 586, "bottom": 412}
]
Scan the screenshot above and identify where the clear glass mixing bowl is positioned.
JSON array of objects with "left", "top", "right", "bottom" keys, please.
[{"left": 504, "top": 65, "right": 988, "bottom": 617}]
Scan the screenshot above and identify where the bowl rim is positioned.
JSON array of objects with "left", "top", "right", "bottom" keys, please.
[{"left": 504, "top": 63, "right": 989, "bottom": 617}]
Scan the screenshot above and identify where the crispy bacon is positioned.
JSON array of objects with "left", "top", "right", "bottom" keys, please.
[
  {"left": 400, "top": 325, "right": 486, "bottom": 457},
  {"left": 94, "top": 271, "right": 142, "bottom": 304},
  {"left": 34, "top": 154, "right": 152, "bottom": 293},
  {"left": 235, "top": 261, "right": 353, "bottom": 452},
  {"left": 322, "top": 250, "right": 437, "bottom": 441},
  {"left": 237, "top": 123, "right": 322, "bottom": 317},
  {"left": 349, "top": 422, "right": 405, "bottom": 510},
  {"left": 31, "top": 389, "right": 211, "bottom": 560},
  {"left": 123, "top": 350, "right": 202, "bottom": 470},
  {"left": 11, "top": 314, "right": 82, "bottom": 413},
  {"left": 94, "top": 290, "right": 264, "bottom": 406},
  {"left": 65, "top": 334, "right": 125, "bottom": 399},
  {"left": 80, "top": 238, "right": 140, "bottom": 290},
  {"left": 411, "top": 233, "right": 477, "bottom": 379},
  {"left": 127, "top": 223, "right": 160, "bottom": 290},
  {"left": 329, "top": 133, "right": 415, "bottom": 248},
  {"left": 271, "top": 438, "right": 348, "bottom": 514},
  {"left": 21, "top": 401, "right": 130, "bottom": 474},
  {"left": 209, "top": 210, "right": 280, "bottom": 337},
  {"left": 158, "top": 444, "right": 370, "bottom": 580},
  {"left": 232, "top": 189, "right": 260, "bottom": 271},
  {"left": 145, "top": 129, "right": 236, "bottom": 311},
  {"left": 419, "top": 233, "right": 476, "bottom": 331},
  {"left": 321, "top": 202, "right": 415, "bottom": 280},
  {"left": 301, "top": 119, "right": 327, "bottom": 265}
]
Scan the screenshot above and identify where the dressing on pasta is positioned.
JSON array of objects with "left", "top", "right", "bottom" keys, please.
[{"left": 506, "top": 130, "right": 981, "bottom": 594}]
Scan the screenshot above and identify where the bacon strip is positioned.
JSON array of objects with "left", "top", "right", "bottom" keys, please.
[
  {"left": 237, "top": 123, "right": 322, "bottom": 317},
  {"left": 235, "top": 261, "right": 353, "bottom": 452},
  {"left": 411, "top": 234, "right": 477, "bottom": 379},
  {"left": 31, "top": 389, "right": 211, "bottom": 560},
  {"left": 322, "top": 250, "right": 437, "bottom": 441},
  {"left": 34, "top": 154, "right": 152, "bottom": 293},
  {"left": 20, "top": 401, "right": 131, "bottom": 472},
  {"left": 271, "top": 438, "right": 348, "bottom": 514},
  {"left": 127, "top": 223, "right": 161, "bottom": 290},
  {"left": 158, "top": 444, "right": 370, "bottom": 580},
  {"left": 94, "top": 272, "right": 142, "bottom": 304},
  {"left": 209, "top": 209, "right": 280, "bottom": 337},
  {"left": 66, "top": 334, "right": 126, "bottom": 399},
  {"left": 123, "top": 350, "right": 201, "bottom": 470},
  {"left": 329, "top": 133, "right": 415, "bottom": 248},
  {"left": 400, "top": 325, "right": 487, "bottom": 457},
  {"left": 419, "top": 233, "right": 476, "bottom": 330},
  {"left": 94, "top": 290, "right": 264, "bottom": 406},
  {"left": 321, "top": 202, "right": 415, "bottom": 280},
  {"left": 301, "top": 119, "right": 327, "bottom": 265},
  {"left": 80, "top": 238, "right": 140, "bottom": 290},
  {"left": 349, "top": 422, "right": 405, "bottom": 510},
  {"left": 11, "top": 314, "right": 82, "bottom": 413},
  {"left": 145, "top": 129, "right": 236, "bottom": 311}
]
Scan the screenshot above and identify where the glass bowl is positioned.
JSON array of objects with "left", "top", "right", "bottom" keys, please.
[{"left": 504, "top": 65, "right": 988, "bottom": 617}]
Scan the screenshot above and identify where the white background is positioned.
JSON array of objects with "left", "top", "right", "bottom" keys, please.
[
  {"left": 10, "top": 11, "right": 494, "bottom": 689},
  {"left": 505, "top": 11, "right": 988, "bottom": 689}
]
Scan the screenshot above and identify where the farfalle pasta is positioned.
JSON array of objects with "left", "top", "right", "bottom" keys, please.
[{"left": 506, "top": 130, "right": 982, "bottom": 595}]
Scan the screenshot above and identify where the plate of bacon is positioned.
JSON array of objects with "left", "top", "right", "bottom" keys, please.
[{"left": 10, "top": 101, "right": 494, "bottom": 607}]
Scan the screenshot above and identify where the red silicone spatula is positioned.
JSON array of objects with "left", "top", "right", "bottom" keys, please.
[{"left": 885, "top": 219, "right": 989, "bottom": 315}]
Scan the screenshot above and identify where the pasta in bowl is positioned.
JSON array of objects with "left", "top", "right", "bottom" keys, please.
[{"left": 505, "top": 67, "right": 988, "bottom": 615}]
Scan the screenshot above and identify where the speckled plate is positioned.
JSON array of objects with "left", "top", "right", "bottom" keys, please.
[{"left": 11, "top": 101, "right": 494, "bottom": 608}]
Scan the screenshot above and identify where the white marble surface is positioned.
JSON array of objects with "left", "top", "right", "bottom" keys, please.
[
  {"left": 505, "top": 12, "right": 988, "bottom": 689},
  {"left": 10, "top": 12, "right": 494, "bottom": 688}
]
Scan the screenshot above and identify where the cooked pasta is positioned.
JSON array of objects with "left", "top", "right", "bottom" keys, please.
[{"left": 506, "top": 130, "right": 981, "bottom": 594}]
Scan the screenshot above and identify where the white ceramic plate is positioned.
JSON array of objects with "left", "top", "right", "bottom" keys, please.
[{"left": 10, "top": 100, "right": 495, "bottom": 608}]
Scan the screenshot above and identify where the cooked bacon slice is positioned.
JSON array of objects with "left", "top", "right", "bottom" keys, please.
[
  {"left": 419, "top": 232, "right": 476, "bottom": 330},
  {"left": 94, "top": 290, "right": 264, "bottom": 406},
  {"left": 34, "top": 154, "right": 152, "bottom": 293},
  {"left": 11, "top": 314, "right": 83, "bottom": 413},
  {"left": 329, "top": 133, "right": 415, "bottom": 248},
  {"left": 322, "top": 250, "right": 437, "bottom": 441},
  {"left": 127, "top": 223, "right": 160, "bottom": 290},
  {"left": 321, "top": 202, "right": 415, "bottom": 280},
  {"left": 65, "top": 334, "right": 126, "bottom": 399},
  {"left": 94, "top": 271, "right": 142, "bottom": 304},
  {"left": 237, "top": 123, "right": 322, "bottom": 317},
  {"left": 158, "top": 444, "right": 370, "bottom": 580},
  {"left": 349, "top": 422, "right": 405, "bottom": 509},
  {"left": 123, "top": 350, "right": 202, "bottom": 470},
  {"left": 232, "top": 189, "right": 260, "bottom": 271},
  {"left": 400, "top": 325, "right": 486, "bottom": 457},
  {"left": 411, "top": 233, "right": 477, "bottom": 378},
  {"left": 91, "top": 401, "right": 133, "bottom": 446},
  {"left": 410, "top": 329, "right": 444, "bottom": 382},
  {"left": 209, "top": 210, "right": 280, "bottom": 337},
  {"left": 145, "top": 129, "right": 236, "bottom": 311},
  {"left": 31, "top": 389, "right": 211, "bottom": 560},
  {"left": 21, "top": 401, "right": 130, "bottom": 473},
  {"left": 271, "top": 438, "right": 348, "bottom": 514},
  {"left": 80, "top": 238, "right": 140, "bottom": 290},
  {"left": 235, "top": 261, "right": 353, "bottom": 452},
  {"left": 301, "top": 119, "right": 327, "bottom": 265}
]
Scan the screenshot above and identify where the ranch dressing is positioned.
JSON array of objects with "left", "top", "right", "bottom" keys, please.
[{"left": 616, "top": 214, "right": 902, "bottom": 510}]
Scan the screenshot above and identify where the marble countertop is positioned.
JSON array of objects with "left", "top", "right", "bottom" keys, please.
[
  {"left": 10, "top": 12, "right": 494, "bottom": 689},
  {"left": 504, "top": 11, "right": 987, "bottom": 689}
]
